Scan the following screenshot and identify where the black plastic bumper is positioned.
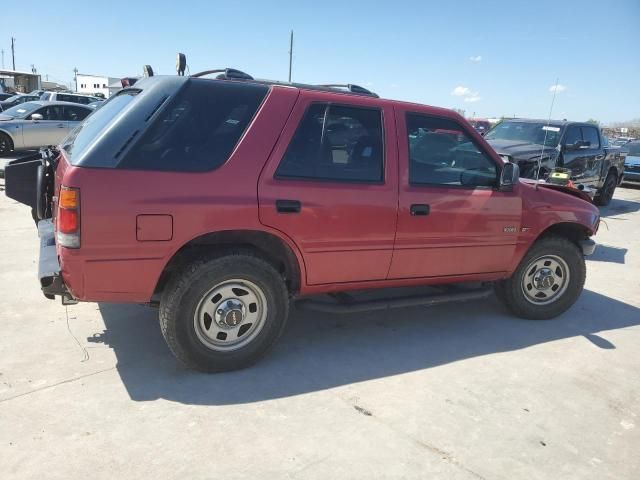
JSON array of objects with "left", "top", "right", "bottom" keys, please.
[
  {"left": 38, "top": 220, "right": 69, "bottom": 299},
  {"left": 580, "top": 239, "right": 597, "bottom": 256}
]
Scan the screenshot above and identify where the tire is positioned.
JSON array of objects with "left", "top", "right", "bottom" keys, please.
[
  {"left": 494, "top": 236, "right": 586, "bottom": 320},
  {"left": 0, "top": 132, "right": 13, "bottom": 156},
  {"left": 159, "top": 250, "right": 289, "bottom": 372},
  {"left": 594, "top": 171, "right": 617, "bottom": 206}
]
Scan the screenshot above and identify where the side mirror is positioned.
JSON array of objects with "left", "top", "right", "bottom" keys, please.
[
  {"left": 499, "top": 162, "right": 519, "bottom": 191},
  {"left": 31, "top": 113, "right": 43, "bottom": 121}
]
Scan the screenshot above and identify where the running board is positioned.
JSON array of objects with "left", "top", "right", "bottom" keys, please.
[{"left": 295, "top": 286, "right": 493, "bottom": 314}]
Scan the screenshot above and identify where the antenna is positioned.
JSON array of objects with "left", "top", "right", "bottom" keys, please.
[
  {"left": 288, "top": 30, "right": 294, "bottom": 82},
  {"left": 536, "top": 77, "right": 559, "bottom": 189}
]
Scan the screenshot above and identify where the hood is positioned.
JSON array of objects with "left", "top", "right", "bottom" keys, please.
[
  {"left": 625, "top": 155, "right": 640, "bottom": 167},
  {"left": 486, "top": 139, "right": 557, "bottom": 161},
  {"left": 520, "top": 178, "right": 593, "bottom": 203}
]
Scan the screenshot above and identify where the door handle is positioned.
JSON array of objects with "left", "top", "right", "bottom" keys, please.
[
  {"left": 56, "top": 124, "right": 65, "bottom": 128},
  {"left": 276, "top": 199, "right": 301, "bottom": 214},
  {"left": 410, "top": 204, "right": 430, "bottom": 216}
]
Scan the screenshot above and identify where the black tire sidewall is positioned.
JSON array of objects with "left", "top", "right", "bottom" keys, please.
[
  {"left": 0, "top": 132, "right": 13, "bottom": 155},
  {"left": 500, "top": 237, "right": 586, "bottom": 320},
  {"left": 595, "top": 172, "right": 616, "bottom": 206},
  {"left": 161, "top": 254, "right": 288, "bottom": 372}
]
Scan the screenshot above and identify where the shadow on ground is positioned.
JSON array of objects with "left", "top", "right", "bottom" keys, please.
[
  {"left": 587, "top": 244, "right": 627, "bottom": 264},
  {"left": 599, "top": 195, "right": 640, "bottom": 218},
  {"left": 91, "top": 289, "right": 639, "bottom": 405}
]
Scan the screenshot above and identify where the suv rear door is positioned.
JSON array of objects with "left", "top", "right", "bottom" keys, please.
[
  {"left": 389, "top": 108, "right": 522, "bottom": 279},
  {"left": 258, "top": 91, "right": 398, "bottom": 285}
]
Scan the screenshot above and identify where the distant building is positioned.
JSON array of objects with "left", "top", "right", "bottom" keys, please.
[
  {"left": 0, "top": 69, "right": 42, "bottom": 93},
  {"left": 76, "top": 73, "right": 120, "bottom": 98}
]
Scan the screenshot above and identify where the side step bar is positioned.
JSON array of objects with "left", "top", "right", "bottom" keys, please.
[{"left": 295, "top": 286, "right": 493, "bottom": 314}]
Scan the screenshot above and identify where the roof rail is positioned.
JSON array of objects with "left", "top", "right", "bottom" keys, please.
[
  {"left": 191, "top": 68, "right": 254, "bottom": 81},
  {"left": 317, "top": 84, "right": 379, "bottom": 98}
]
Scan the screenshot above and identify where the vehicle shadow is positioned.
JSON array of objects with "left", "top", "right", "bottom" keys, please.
[
  {"left": 587, "top": 244, "right": 627, "bottom": 264},
  {"left": 92, "top": 289, "right": 639, "bottom": 405},
  {"left": 599, "top": 197, "right": 640, "bottom": 218}
]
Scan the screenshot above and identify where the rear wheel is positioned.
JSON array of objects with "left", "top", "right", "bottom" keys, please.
[
  {"left": 0, "top": 132, "right": 13, "bottom": 155},
  {"left": 595, "top": 171, "right": 617, "bottom": 206},
  {"left": 495, "top": 236, "right": 585, "bottom": 319},
  {"left": 159, "top": 250, "right": 289, "bottom": 372}
]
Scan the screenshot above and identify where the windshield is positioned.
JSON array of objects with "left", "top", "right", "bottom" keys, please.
[
  {"left": 61, "top": 90, "right": 139, "bottom": 158},
  {"left": 3, "top": 95, "right": 23, "bottom": 103},
  {"left": 628, "top": 142, "right": 640, "bottom": 156},
  {"left": 0, "top": 102, "right": 41, "bottom": 119},
  {"left": 485, "top": 121, "right": 562, "bottom": 147}
]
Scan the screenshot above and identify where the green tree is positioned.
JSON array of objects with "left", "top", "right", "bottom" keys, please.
[{"left": 586, "top": 118, "right": 599, "bottom": 125}]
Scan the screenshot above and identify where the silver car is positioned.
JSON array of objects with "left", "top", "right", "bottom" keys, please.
[{"left": 0, "top": 101, "right": 92, "bottom": 154}]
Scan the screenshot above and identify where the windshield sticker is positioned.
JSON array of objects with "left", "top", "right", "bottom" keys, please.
[{"left": 542, "top": 126, "right": 560, "bottom": 132}]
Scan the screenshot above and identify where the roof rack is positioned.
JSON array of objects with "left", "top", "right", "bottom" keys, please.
[
  {"left": 191, "top": 68, "right": 254, "bottom": 81},
  {"left": 317, "top": 84, "right": 379, "bottom": 98}
]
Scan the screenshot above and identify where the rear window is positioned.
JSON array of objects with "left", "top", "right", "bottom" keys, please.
[
  {"left": 118, "top": 79, "right": 268, "bottom": 172},
  {"left": 62, "top": 90, "right": 139, "bottom": 158}
]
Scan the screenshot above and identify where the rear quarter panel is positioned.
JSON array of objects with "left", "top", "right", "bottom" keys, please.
[{"left": 58, "top": 87, "right": 301, "bottom": 302}]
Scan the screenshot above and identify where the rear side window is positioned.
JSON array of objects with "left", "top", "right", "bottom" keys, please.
[
  {"left": 119, "top": 80, "right": 267, "bottom": 172},
  {"left": 276, "top": 103, "right": 384, "bottom": 182},
  {"left": 581, "top": 127, "right": 600, "bottom": 149}
]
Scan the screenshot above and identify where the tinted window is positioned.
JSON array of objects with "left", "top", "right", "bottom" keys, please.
[
  {"left": 120, "top": 79, "right": 267, "bottom": 172},
  {"left": 40, "top": 92, "right": 52, "bottom": 101},
  {"left": 276, "top": 103, "right": 384, "bottom": 182},
  {"left": 407, "top": 113, "right": 497, "bottom": 187},
  {"left": 32, "top": 105, "right": 64, "bottom": 121},
  {"left": 564, "top": 126, "right": 582, "bottom": 146},
  {"left": 64, "top": 105, "right": 90, "bottom": 121},
  {"left": 581, "top": 127, "right": 600, "bottom": 149},
  {"left": 627, "top": 142, "right": 640, "bottom": 156},
  {"left": 62, "top": 90, "right": 139, "bottom": 158}
]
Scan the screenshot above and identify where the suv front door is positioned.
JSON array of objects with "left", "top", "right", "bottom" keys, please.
[
  {"left": 389, "top": 109, "right": 522, "bottom": 279},
  {"left": 561, "top": 125, "right": 592, "bottom": 183},
  {"left": 258, "top": 92, "right": 398, "bottom": 285}
]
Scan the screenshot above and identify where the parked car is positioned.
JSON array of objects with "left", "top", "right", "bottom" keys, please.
[
  {"left": 485, "top": 119, "right": 627, "bottom": 205},
  {"left": 622, "top": 140, "right": 640, "bottom": 184},
  {"left": 468, "top": 118, "right": 491, "bottom": 135},
  {"left": 5, "top": 72, "right": 600, "bottom": 372},
  {"left": 0, "top": 93, "right": 15, "bottom": 101},
  {"left": 87, "top": 100, "right": 104, "bottom": 110},
  {"left": 28, "top": 90, "right": 47, "bottom": 97},
  {"left": 0, "top": 94, "right": 41, "bottom": 112},
  {"left": 0, "top": 101, "right": 92, "bottom": 155},
  {"left": 39, "top": 92, "right": 101, "bottom": 105}
]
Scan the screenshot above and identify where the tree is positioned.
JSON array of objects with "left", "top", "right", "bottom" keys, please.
[{"left": 586, "top": 118, "right": 599, "bottom": 125}]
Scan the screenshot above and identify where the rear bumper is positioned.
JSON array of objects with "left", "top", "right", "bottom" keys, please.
[
  {"left": 622, "top": 170, "right": 640, "bottom": 182},
  {"left": 38, "top": 219, "right": 71, "bottom": 299},
  {"left": 580, "top": 238, "right": 597, "bottom": 256}
]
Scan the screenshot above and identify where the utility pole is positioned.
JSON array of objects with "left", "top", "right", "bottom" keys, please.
[
  {"left": 73, "top": 67, "right": 78, "bottom": 92},
  {"left": 1, "top": 49, "right": 4, "bottom": 69},
  {"left": 11, "top": 37, "right": 16, "bottom": 70},
  {"left": 288, "top": 30, "right": 293, "bottom": 83}
]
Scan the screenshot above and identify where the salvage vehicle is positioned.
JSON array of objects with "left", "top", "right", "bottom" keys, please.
[
  {"left": 622, "top": 140, "right": 640, "bottom": 184},
  {"left": 0, "top": 101, "right": 92, "bottom": 155},
  {"left": 39, "top": 92, "right": 102, "bottom": 105},
  {"left": 485, "top": 119, "right": 626, "bottom": 205},
  {"left": 5, "top": 71, "right": 600, "bottom": 372}
]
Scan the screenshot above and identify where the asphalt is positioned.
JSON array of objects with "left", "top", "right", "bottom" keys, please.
[{"left": 1, "top": 176, "right": 639, "bottom": 479}]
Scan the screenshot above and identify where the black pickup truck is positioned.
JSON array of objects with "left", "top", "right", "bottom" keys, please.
[{"left": 485, "top": 119, "right": 627, "bottom": 205}]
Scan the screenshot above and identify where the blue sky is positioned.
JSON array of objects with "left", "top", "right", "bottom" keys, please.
[{"left": 4, "top": 0, "right": 639, "bottom": 123}]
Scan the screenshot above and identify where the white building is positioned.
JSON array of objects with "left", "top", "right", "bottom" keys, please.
[{"left": 76, "top": 73, "right": 121, "bottom": 98}]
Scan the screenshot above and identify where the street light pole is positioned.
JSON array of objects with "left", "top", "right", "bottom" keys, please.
[
  {"left": 73, "top": 67, "right": 78, "bottom": 92},
  {"left": 11, "top": 37, "right": 16, "bottom": 70}
]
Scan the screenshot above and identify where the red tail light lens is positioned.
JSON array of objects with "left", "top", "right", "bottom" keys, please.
[
  {"left": 57, "top": 186, "right": 80, "bottom": 248},
  {"left": 58, "top": 209, "right": 78, "bottom": 234}
]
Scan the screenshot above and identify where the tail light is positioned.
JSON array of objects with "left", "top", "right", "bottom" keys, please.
[{"left": 57, "top": 186, "right": 80, "bottom": 248}]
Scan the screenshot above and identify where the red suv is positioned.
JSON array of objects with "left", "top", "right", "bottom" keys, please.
[{"left": 6, "top": 69, "right": 599, "bottom": 372}]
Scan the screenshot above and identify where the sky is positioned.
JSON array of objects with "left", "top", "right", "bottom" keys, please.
[{"left": 3, "top": 0, "right": 639, "bottom": 124}]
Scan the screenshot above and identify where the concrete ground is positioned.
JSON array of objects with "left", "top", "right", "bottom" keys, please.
[{"left": 1, "top": 176, "right": 639, "bottom": 479}]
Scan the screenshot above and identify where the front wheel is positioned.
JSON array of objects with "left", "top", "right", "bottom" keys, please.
[
  {"left": 594, "top": 171, "right": 617, "bottom": 206},
  {"left": 495, "top": 236, "right": 586, "bottom": 320},
  {"left": 159, "top": 251, "right": 289, "bottom": 372},
  {"left": 0, "top": 132, "right": 14, "bottom": 156}
]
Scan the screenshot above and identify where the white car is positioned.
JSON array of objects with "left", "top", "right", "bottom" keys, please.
[
  {"left": 39, "top": 91, "right": 102, "bottom": 106},
  {"left": 0, "top": 101, "right": 92, "bottom": 154}
]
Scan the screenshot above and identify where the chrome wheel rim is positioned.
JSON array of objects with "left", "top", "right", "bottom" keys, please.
[
  {"left": 521, "top": 254, "right": 570, "bottom": 305},
  {"left": 193, "top": 279, "right": 267, "bottom": 352}
]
